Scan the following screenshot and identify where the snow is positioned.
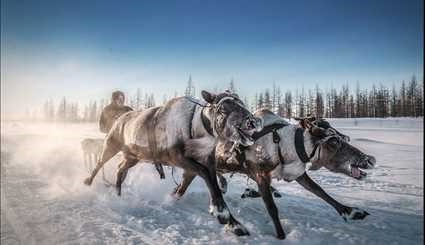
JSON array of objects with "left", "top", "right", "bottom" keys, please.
[{"left": 1, "top": 118, "right": 423, "bottom": 244}]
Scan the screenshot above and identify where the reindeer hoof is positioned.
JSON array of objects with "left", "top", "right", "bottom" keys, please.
[
  {"left": 170, "top": 191, "right": 182, "bottom": 200},
  {"left": 276, "top": 232, "right": 286, "bottom": 240},
  {"left": 241, "top": 188, "right": 261, "bottom": 198},
  {"left": 233, "top": 226, "right": 250, "bottom": 236},
  {"left": 341, "top": 207, "right": 369, "bottom": 221},
  {"left": 225, "top": 223, "right": 250, "bottom": 236},
  {"left": 209, "top": 205, "right": 230, "bottom": 224},
  {"left": 83, "top": 178, "right": 92, "bottom": 186},
  {"left": 351, "top": 208, "right": 369, "bottom": 220},
  {"left": 273, "top": 191, "right": 282, "bottom": 198}
]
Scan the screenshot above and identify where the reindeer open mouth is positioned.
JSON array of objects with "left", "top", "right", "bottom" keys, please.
[
  {"left": 350, "top": 165, "right": 367, "bottom": 179},
  {"left": 350, "top": 155, "right": 376, "bottom": 180}
]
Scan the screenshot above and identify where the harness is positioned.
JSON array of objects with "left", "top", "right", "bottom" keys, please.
[
  {"left": 225, "top": 123, "right": 288, "bottom": 168},
  {"left": 295, "top": 127, "right": 319, "bottom": 163},
  {"left": 235, "top": 124, "right": 323, "bottom": 166},
  {"left": 251, "top": 123, "right": 287, "bottom": 165},
  {"left": 294, "top": 127, "right": 343, "bottom": 163},
  {"left": 201, "top": 107, "right": 214, "bottom": 136}
]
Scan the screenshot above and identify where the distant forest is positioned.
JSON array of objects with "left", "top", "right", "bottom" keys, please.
[{"left": 34, "top": 76, "right": 423, "bottom": 123}]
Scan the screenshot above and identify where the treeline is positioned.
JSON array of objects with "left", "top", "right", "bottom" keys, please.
[
  {"left": 250, "top": 76, "right": 423, "bottom": 118},
  {"left": 36, "top": 75, "right": 423, "bottom": 123},
  {"left": 40, "top": 92, "right": 159, "bottom": 123},
  {"left": 42, "top": 97, "right": 109, "bottom": 122},
  {"left": 248, "top": 77, "right": 424, "bottom": 118}
]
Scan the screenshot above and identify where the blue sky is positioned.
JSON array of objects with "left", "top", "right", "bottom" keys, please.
[{"left": 1, "top": 0, "right": 423, "bottom": 118}]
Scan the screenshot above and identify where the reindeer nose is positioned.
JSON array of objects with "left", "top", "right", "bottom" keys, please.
[
  {"left": 359, "top": 155, "right": 375, "bottom": 169},
  {"left": 343, "top": 135, "right": 350, "bottom": 142},
  {"left": 366, "top": 155, "right": 376, "bottom": 167}
]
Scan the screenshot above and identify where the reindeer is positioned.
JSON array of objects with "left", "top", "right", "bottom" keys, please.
[
  {"left": 83, "top": 90, "right": 263, "bottom": 236},
  {"left": 173, "top": 110, "right": 376, "bottom": 239}
]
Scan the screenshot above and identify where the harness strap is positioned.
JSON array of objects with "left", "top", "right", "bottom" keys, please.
[
  {"left": 251, "top": 123, "right": 287, "bottom": 165},
  {"left": 188, "top": 104, "right": 197, "bottom": 139},
  {"left": 252, "top": 123, "right": 286, "bottom": 141},
  {"left": 201, "top": 107, "right": 214, "bottom": 136},
  {"left": 295, "top": 127, "right": 319, "bottom": 163},
  {"left": 273, "top": 130, "right": 286, "bottom": 165}
]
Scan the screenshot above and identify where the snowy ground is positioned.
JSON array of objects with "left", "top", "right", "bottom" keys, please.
[{"left": 1, "top": 118, "right": 423, "bottom": 245}]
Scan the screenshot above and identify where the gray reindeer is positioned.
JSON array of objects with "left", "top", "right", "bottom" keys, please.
[
  {"left": 173, "top": 110, "right": 376, "bottom": 239},
  {"left": 83, "top": 90, "right": 263, "bottom": 236}
]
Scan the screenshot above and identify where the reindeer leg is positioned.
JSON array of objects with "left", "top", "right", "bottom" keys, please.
[
  {"left": 116, "top": 157, "right": 138, "bottom": 196},
  {"left": 256, "top": 173, "right": 286, "bottom": 239},
  {"left": 84, "top": 138, "right": 121, "bottom": 186},
  {"left": 296, "top": 172, "right": 369, "bottom": 221},
  {"left": 172, "top": 170, "right": 196, "bottom": 198},
  {"left": 178, "top": 154, "right": 249, "bottom": 236},
  {"left": 154, "top": 163, "right": 165, "bottom": 179},
  {"left": 217, "top": 173, "right": 228, "bottom": 194}
]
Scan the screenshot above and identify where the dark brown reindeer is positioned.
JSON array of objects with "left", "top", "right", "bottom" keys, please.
[
  {"left": 173, "top": 110, "right": 376, "bottom": 239},
  {"left": 83, "top": 90, "right": 263, "bottom": 236}
]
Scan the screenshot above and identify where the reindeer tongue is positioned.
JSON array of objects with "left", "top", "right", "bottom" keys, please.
[{"left": 351, "top": 166, "right": 361, "bottom": 178}]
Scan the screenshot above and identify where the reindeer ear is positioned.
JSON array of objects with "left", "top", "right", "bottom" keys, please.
[
  {"left": 295, "top": 117, "right": 313, "bottom": 129},
  {"left": 201, "top": 90, "right": 216, "bottom": 104},
  {"left": 299, "top": 119, "right": 308, "bottom": 129},
  {"left": 300, "top": 119, "right": 313, "bottom": 129}
]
